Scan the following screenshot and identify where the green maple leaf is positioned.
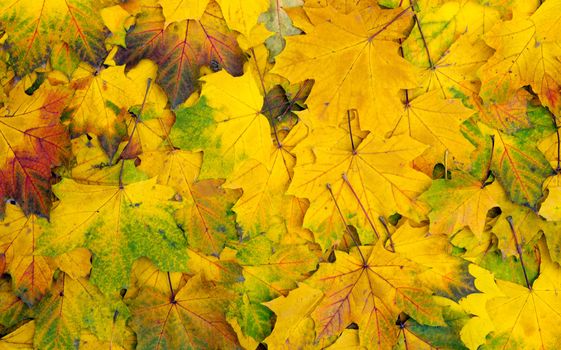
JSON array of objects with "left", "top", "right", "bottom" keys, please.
[{"left": 37, "top": 177, "right": 189, "bottom": 293}]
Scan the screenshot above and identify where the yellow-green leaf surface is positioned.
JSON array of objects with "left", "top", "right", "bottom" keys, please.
[
  {"left": 2, "top": 0, "right": 561, "bottom": 348},
  {"left": 176, "top": 70, "right": 273, "bottom": 179},
  {"left": 421, "top": 172, "right": 506, "bottom": 238},
  {"left": 481, "top": 124, "right": 554, "bottom": 209},
  {"left": 0, "top": 0, "right": 117, "bottom": 76},
  {"left": 37, "top": 178, "right": 189, "bottom": 293},
  {"left": 139, "top": 149, "right": 241, "bottom": 255},
  {"left": 34, "top": 273, "right": 128, "bottom": 349}
]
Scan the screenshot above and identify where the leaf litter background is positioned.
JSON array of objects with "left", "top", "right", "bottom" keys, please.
[{"left": 1, "top": 0, "right": 561, "bottom": 349}]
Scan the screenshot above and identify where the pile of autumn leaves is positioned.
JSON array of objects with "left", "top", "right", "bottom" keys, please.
[{"left": 2, "top": 0, "right": 561, "bottom": 349}]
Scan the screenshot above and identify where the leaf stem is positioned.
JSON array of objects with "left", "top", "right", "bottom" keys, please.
[
  {"left": 110, "top": 309, "right": 119, "bottom": 349},
  {"left": 368, "top": 6, "right": 413, "bottom": 42},
  {"left": 506, "top": 216, "right": 532, "bottom": 290},
  {"left": 347, "top": 110, "right": 356, "bottom": 154},
  {"left": 167, "top": 272, "right": 176, "bottom": 302},
  {"left": 378, "top": 216, "right": 396, "bottom": 252},
  {"left": 121, "top": 78, "right": 153, "bottom": 159},
  {"left": 480, "top": 135, "right": 495, "bottom": 188},
  {"left": 341, "top": 172, "right": 380, "bottom": 239},
  {"left": 410, "top": 0, "right": 434, "bottom": 69},
  {"left": 326, "top": 183, "right": 367, "bottom": 265}
]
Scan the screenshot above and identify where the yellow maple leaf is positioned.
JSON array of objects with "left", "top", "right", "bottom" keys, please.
[
  {"left": 196, "top": 70, "right": 273, "bottom": 179},
  {"left": 273, "top": 5, "right": 417, "bottom": 131},
  {"left": 0, "top": 204, "right": 54, "bottom": 304},
  {"left": 389, "top": 89, "right": 475, "bottom": 173},
  {"left": 479, "top": 0, "right": 561, "bottom": 102},
  {"left": 216, "top": 0, "right": 269, "bottom": 39},
  {"left": 306, "top": 244, "right": 445, "bottom": 348},
  {"left": 289, "top": 129, "right": 430, "bottom": 250},
  {"left": 158, "top": 0, "right": 210, "bottom": 23},
  {"left": 466, "top": 247, "right": 561, "bottom": 349}
]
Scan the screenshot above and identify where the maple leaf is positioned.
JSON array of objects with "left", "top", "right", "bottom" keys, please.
[
  {"left": 479, "top": 0, "right": 561, "bottom": 102},
  {"left": 273, "top": 4, "right": 417, "bottom": 131},
  {"left": 0, "top": 0, "right": 117, "bottom": 76},
  {"left": 474, "top": 89, "right": 533, "bottom": 134},
  {"left": 393, "top": 301, "right": 471, "bottom": 350},
  {"left": 259, "top": 0, "right": 304, "bottom": 57},
  {"left": 402, "top": 1, "right": 497, "bottom": 98},
  {"left": 128, "top": 274, "right": 241, "bottom": 349},
  {"left": 221, "top": 235, "right": 318, "bottom": 341},
  {"left": 262, "top": 283, "right": 323, "bottom": 349},
  {"left": 389, "top": 90, "right": 475, "bottom": 173},
  {"left": 421, "top": 171, "right": 506, "bottom": 238},
  {"left": 37, "top": 178, "right": 189, "bottom": 293},
  {"left": 232, "top": 235, "right": 318, "bottom": 302},
  {"left": 67, "top": 135, "right": 148, "bottom": 185},
  {"left": 467, "top": 247, "right": 561, "bottom": 349},
  {"left": 0, "top": 81, "right": 72, "bottom": 217},
  {"left": 389, "top": 221, "right": 476, "bottom": 299},
  {"left": 173, "top": 70, "right": 273, "bottom": 179},
  {"left": 289, "top": 129, "right": 430, "bottom": 250},
  {"left": 0, "top": 320, "right": 34, "bottom": 350},
  {"left": 3, "top": 0, "right": 561, "bottom": 347},
  {"left": 0, "top": 204, "right": 54, "bottom": 305},
  {"left": 139, "top": 148, "right": 241, "bottom": 257},
  {"left": 476, "top": 110, "right": 555, "bottom": 209},
  {"left": 306, "top": 244, "right": 445, "bottom": 348},
  {"left": 115, "top": 0, "right": 246, "bottom": 107},
  {"left": 223, "top": 124, "right": 305, "bottom": 238},
  {"left": 34, "top": 272, "right": 128, "bottom": 349},
  {"left": 65, "top": 60, "right": 163, "bottom": 157}
]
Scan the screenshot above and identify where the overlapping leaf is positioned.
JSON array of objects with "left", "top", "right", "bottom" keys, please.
[
  {"left": 273, "top": 5, "right": 417, "bottom": 131},
  {"left": 115, "top": 0, "right": 245, "bottom": 107},
  {"left": 0, "top": 81, "right": 72, "bottom": 217},
  {"left": 0, "top": 0, "right": 561, "bottom": 349},
  {"left": 0, "top": 0, "right": 117, "bottom": 75},
  {"left": 37, "top": 178, "right": 189, "bottom": 293}
]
